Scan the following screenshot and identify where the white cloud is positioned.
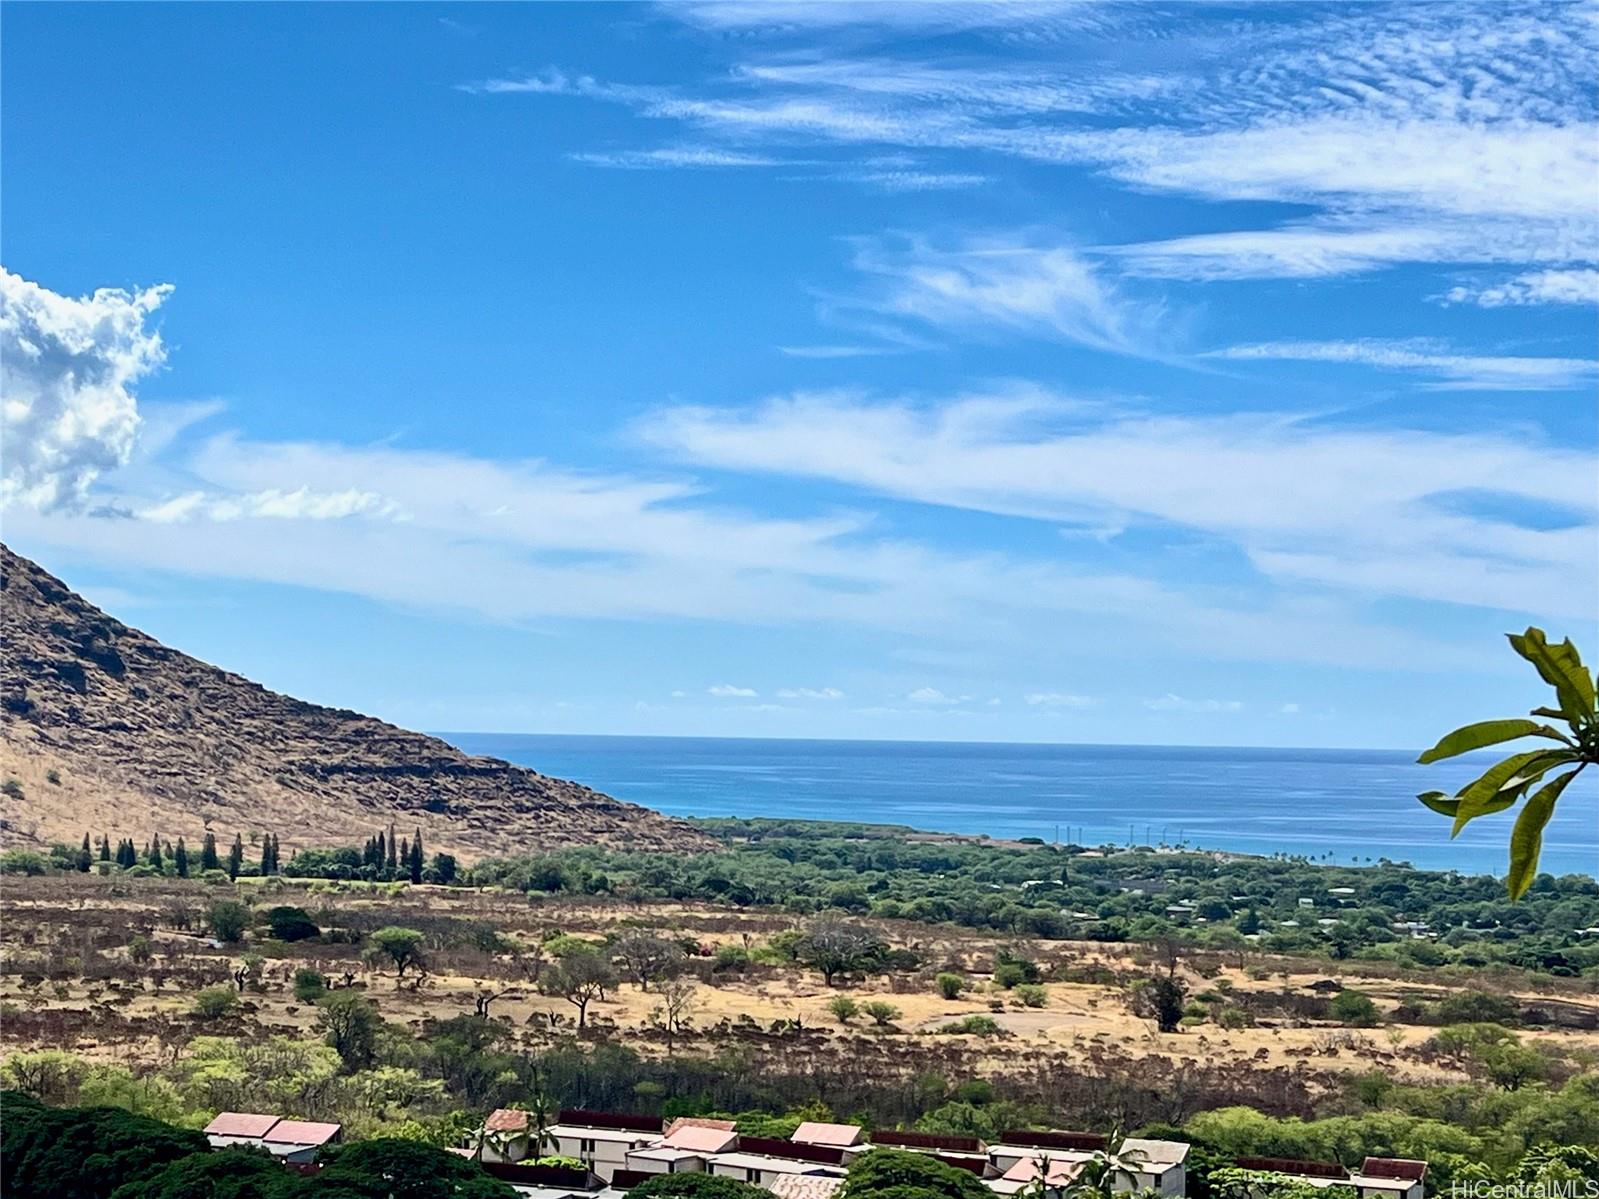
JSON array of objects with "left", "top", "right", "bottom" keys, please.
[
  {"left": 570, "top": 146, "right": 789, "bottom": 169},
  {"left": 908, "top": 686, "right": 970, "bottom": 704},
  {"left": 1024, "top": 691, "right": 1097, "bottom": 708},
  {"left": 775, "top": 686, "right": 844, "bottom": 700},
  {"left": 139, "top": 486, "right": 399, "bottom": 524},
  {"left": 1, "top": 268, "right": 171, "bottom": 512},
  {"left": 708, "top": 683, "right": 758, "bottom": 698},
  {"left": 838, "top": 235, "right": 1155, "bottom": 355},
  {"left": 643, "top": 388, "right": 1598, "bottom": 618},
  {"left": 1440, "top": 269, "right": 1599, "bottom": 308},
  {"left": 1145, "top": 694, "right": 1243, "bottom": 713},
  {"left": 1210, "top": 340, "right": 1598, "bottom": 391},
  {"left": 510, "top": 5, "right": 1597, "bottom": 284}
]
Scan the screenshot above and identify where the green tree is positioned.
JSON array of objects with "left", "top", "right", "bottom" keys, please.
[
  {"left": 226, "top": 834, "right": 244, "bottom": 880},
  {"left": 408, "top": 828, "right": 424, "bottom": 884},
  {"left": 77, "top": 834, "right": 93, "bottom": 872},
  {"left": 795, "top": 914, "right": 887, "bottom": 986},
  {"left": 629, "top": 1176, "right": 770, "bottom": 1199},
  {"left": 1131, "top": 973, "right": 1187, "bottom": 1033},
  {"left": 205, "top": 899, "right": 251, "bottom": 943},
  {"left": 935, "top": 972, "right": 966, "bottom": 1000},
  {"left": 0, "top": 1097, "right": 210, "bottom": 1199},
  {"left": 1416, "top": 628, "right": 1596, "bottom": 897},
  {"left": 200, "top": 833, "right": 219, "bottom": 872},
  {"left": 1330, "top": 989, "right": 1380, "bottom": 1027},
  {"left": 109, "top": 1146, "right": 285, "bottom": 1199},
  {"left": 839, "top": 1149, "right": 993, "bottom": 1199},
  {"left": 316, "top": 990, "right": 381, "bottom": 1070},
  {"left": 293, "top": 967, "right": 329, "bottom": 1002},
  {"left": 290, "top": 1138, "right": 517, "bottom": 1197},
  {"left": 265, "top": 905, "right": 320, "bottom": 942},
  {"left": 172, "top": 837, "right": 189, "bottom": 879},
  {"left": 366, "top": 926, "right": 426, "bottom": 977},
  {"left": 539, "top": 949, "right": 617, "bottom": 1028}
]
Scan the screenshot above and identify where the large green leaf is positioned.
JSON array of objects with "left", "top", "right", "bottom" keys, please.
[
  {"left": 1450, "top": 749, "right": 1577, "bottom": 835},
  {"left": 1416, "top": 790, "right": 1519, "bottom": 819},
  {"left": 1416, "top": 719, "right": 1566, "bottom": 764},
  {"left": 1508, "top": 629, "right": 1595, "bottom": 727},
  {"left": 1506, "top": 769, "right": 1579, "bottom": 899}
]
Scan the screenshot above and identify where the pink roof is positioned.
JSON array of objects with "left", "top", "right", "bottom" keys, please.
[
  {"left": 665, "top": 1117, "right": 737, "bottom": 1135},
  {"left": 486, "top": 1109, "right": 532, "bottom": 1133},
  {"left": 792, "top": 1122, "right": 865, "bottom": 1148},
  {"left": 263, "top": 1120, "right": 342, "bottom": 1147},
  {"left": 1003, "top": 1158, "right": 1083, "bottom": 1186},
  {"left": 206, "top": 1112, "right": 280, "bottom": 1138},
  {"left": 663, "top": 1125, "right": 740, "bottom": 1153}
]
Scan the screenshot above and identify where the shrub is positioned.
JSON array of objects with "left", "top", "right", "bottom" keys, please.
[
  {"left": 192, "top": 986, "right": 239, "bottom": 1019},
  {"left": 862, "top": 1000, "right": 902, "bottom": 1026},
  {"left": 127, "top": 935, "right": 152, "bottom": 965},
  {"left": 265, "top": 904, "right": 321, "bottom": 942},
  {"left": 0, "top": 849, "right": 49, "bottom": 876},
  {"left": 1013, "top": 984, "right": 1046, "bottom": 1008},
  {"left": 936, "top": 1015, "right": 1002, "bottom": 1036},
  {"left": 204, "top": 899, "right": 250, "bottom": 943},
  {"left": 294, "top": 967, "right": 329, "bottom": 1002},
  {"left": 935, "top": 972, "right": 966, "bottom": 1000},
  {"left": 828, "top": 996, "right": 860, "bottom": 1024},
  {"left": 713, "top": 944, "right": 751, "bottom": 973},
  {"left": 1331, "top": 989, "right": 1381, "bottom": 1028}
]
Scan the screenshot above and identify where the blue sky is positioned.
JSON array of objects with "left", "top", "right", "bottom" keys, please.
[{"left": 2, "top": 1, "right": 1596, "bottom": 748}]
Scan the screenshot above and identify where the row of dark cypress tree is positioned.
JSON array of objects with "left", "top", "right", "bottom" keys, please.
[{"left": 73, "top": 830, "right": 280, "bottom": 879}]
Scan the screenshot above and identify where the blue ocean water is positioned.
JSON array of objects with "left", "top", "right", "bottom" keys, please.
[{"left": 440, "top": 734, "right": 1599, "bottom": 878}]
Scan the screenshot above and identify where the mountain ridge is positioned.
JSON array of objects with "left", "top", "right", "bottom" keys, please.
[{"left": 0, "top": 544, "right": 713, "bottom": 858}]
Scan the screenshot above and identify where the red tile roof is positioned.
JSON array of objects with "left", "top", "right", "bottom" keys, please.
[{"left": 485, "top": 1109, "right": 532, "bottom": 1134}]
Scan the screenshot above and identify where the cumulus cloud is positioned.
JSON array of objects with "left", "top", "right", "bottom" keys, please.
[
  {"left": 1440, "top": 269, "right": 1599, "bottom": 308},
  {"left": 1, "top": 268, "right": 171, "bottom": 511},
  {"left": 775, "top": 686, "right": 844, "bottom": 700},
  {"left": 708, "top": 683, "right": 758, "bottom": 698},
  {"left": 908, "top": 686, "right": 969, "bottom": 704}
]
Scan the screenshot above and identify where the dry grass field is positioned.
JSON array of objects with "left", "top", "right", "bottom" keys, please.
[{"left": 5, "top": 872, "right": 1596, "bottom": 1114}]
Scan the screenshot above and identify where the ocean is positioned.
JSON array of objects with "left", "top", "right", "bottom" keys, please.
[{"left": 441, "top": 734, "right": 1599, "bottom": 878}]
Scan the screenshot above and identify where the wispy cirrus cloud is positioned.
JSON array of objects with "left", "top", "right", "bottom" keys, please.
[
  {"left": 472, "top": 4, "right": 1596, "bottom": 288},
  {"left": 642, "top": 388, "right": 1598, "bottom": 619},
  {"left": 832, "top": 234, "right": 1158, "bottom": 355},
  {"left": 1209, "top": 340, "right": 1599, "bottom": 391}
]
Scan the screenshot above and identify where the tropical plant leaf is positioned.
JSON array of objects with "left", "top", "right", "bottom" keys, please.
[
  {"left": 1450, "top": 749, "right": 1576, "bottom": 835},
  {"left": 1506, "top": 770, "right": 1578, "bottom": 899},
  {"left": 1416, "top": 719, "right": 1565, "bottom": 764},
  {"left": 1508, "top": 629, "right": 1595, "bottom": 726},
  {"left": 1416, "top": 790, "right": 1519, "bottom": 819}
]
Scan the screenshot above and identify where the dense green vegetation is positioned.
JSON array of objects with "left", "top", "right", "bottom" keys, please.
[
  {"left": 9, "top": 816, "right": 1596, "bottom": 976},
  {"left": 463, "top": 820, "right": 1599, "bottom": 978}
]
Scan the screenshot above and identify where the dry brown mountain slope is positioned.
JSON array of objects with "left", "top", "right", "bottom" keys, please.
[{"left": 0, "top": 545, "right": 712, "bottom": 858}]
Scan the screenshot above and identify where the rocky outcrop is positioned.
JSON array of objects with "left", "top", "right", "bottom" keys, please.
[{"left": 0, "top": 545, "right": 712, "bottom": 858}]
